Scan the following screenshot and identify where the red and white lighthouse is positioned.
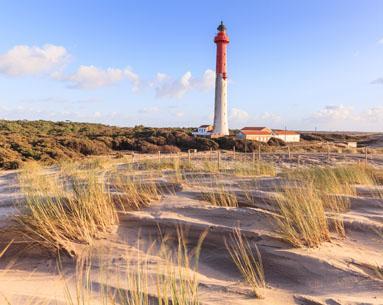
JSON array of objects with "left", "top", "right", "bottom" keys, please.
[{"left": 213, "top": 21, "right": 230, "bottom": 136}]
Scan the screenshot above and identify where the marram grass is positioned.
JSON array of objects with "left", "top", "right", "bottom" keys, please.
[
  {"left": 275, "top": 183, "right": 330, "bottom": 248},
  {"left": 225, "top": 228, "right": 265, "bottom": 298},
  {"left": 15, "top": 163, "right": 118, "bottom": 255}
]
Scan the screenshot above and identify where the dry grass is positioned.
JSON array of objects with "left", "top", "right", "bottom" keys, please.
[
  {"left": 138, "top": 157, "right": 188, "bottom": 171},
  {"left": 111, "top": 174, "right": 161, "bottom": 211},
  {"left": 286, "top": 164, "right": 380, "bottom": 196},
  {"left": 275, "top": 183, "right": 330, "bottom": 248},
  {"left": 225, "top": 228, "right": 265, "bottom": 298},
  {"left": 15, "top": 162, "right": 118, "bottom": 255},
  {"left": 0, "top": 240, "right": 12, "bottom": 258},
  {"left": 279, "top": 164, "right": 383, "bottom": 242},
  {"left": 233, "top": 161, "right": 276, "bottom": 177},
  {"left": 200, "top": 160, "right": 219, "bottom": 173},
  {"left": 62, "top": 229, "right": 207, "bottom": 305},
  {"left": 155, "top": 229, "right": 207, "bottom": 305},
  {"left": 201, "top": 184, "right": 238, "bottom": 207},
  {"left": 375, "top": 265, "right": 383, "bottom": 280}
]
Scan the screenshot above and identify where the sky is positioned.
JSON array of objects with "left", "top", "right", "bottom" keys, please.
[{"left": 0, "top": 0, "right": 383, "bottom": 131}]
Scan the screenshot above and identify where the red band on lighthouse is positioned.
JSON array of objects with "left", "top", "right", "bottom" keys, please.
[{"left": 214, "top": 23, "right": 229, "bottom": 79}]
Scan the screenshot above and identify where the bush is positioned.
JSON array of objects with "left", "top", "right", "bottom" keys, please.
[
  {"left": 268, "top": 137, "right": 286, "bottom": 146},
  {"left": 2, "top": 160, "right": 22, "bottom": 169},
  {"left": 58, "top": 137, "right": 110, "bottom": 155},
  {"left": 160, "top": 145, "right": 181, "bottom": 153}
]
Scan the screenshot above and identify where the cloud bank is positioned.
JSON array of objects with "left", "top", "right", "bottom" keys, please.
[
  {"left": 61, "top": 65, "right": 140, "bottom": 90},
  {"left": 307, "top": 104, "right": 383, "bottom": 130},
  {"left": 153, "top": 69, "right": 215, "bottom": 99},
  {"left": 0, "top": 44, "right": 215, "bottom": 96},
  {"left": 0, "top": 44, "right": 69, "bottom": 76}
]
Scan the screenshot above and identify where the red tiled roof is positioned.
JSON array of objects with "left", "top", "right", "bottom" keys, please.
[
  {"left": 272, "top": 129, "right": 299, "bottom": 135},
  {"left": 240, "top": 130, "right": 272, "bottom": 135},
  {"left": 241, "top": 126, "right": 269, "bottom": 131}
]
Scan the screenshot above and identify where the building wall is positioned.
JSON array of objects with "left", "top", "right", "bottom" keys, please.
[
  {"left": 237, "top": 131, "right": 300, "bottom": 143},
  {"left": 274, "top": 134, "right": 300, "bottom": 142},
  {"left": 238, "top": 133, "right": 271, "bottom": 142}
]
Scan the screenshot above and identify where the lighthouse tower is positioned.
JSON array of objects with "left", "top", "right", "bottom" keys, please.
[{"left": 212, "top": 21, "right": 230, "bottom": 136}]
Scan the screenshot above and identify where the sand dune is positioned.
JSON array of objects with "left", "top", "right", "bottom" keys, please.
[{"left": 0, "top": 156, "right": 382, "bottom": 305}]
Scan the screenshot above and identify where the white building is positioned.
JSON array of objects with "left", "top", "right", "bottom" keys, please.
[
  {"left": 236, "top": 127, "right": 300, "bottom": 143},
  {"left": 272, "top": 129, "right": 301, "bottom": 143},
  {"left": 236, "top": 127, "right": 273, "bottom": 142},
  {"left": 192, "top": 125, "right": 214, "bottom": 137}
]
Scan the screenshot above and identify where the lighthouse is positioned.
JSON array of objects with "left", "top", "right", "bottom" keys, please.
[{"left": 212, "top": 21, "right": 230, "bottom": 136}]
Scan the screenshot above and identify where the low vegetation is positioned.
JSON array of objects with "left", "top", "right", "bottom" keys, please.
[
  {"left": 13, "top": 162, "right": 160, "bottom": 255},
  {"left": 375, "top": 265, "right": 383, "bottom": 281},
  {"left": 276, "top": 164, "right": 383, "bottom": 247},
  {"left": 15, "top": 162, "right": 118, "bottom": 255},
  {"left": 201, "top": 182, "right": 238, "bottom": 207},
  {"left": 0, "top": 120, "right": 221, "bottom": 169},
  {"left": 63, "top": 229, "right": 207, "bottom": 305},
  {"left": 225, "top": 228, "right": 265, "bottom": 298},
  {"left": 5, "top": 119, "right": 381, "bottom": 170},
  {"left": 0, "top": 241, "right": 12, "bottom": 258},
  {"left": 275, "top": 183, "right": 330, "bottom": 247},
  {"left": 111, "top": 174, "right": 161, "bottom": 211},
  {"left": 285, "top": 164, "right": 380, "bottom": 196},
  {"left": 233, "top": 161, "right": 276, "bottom": 177}
]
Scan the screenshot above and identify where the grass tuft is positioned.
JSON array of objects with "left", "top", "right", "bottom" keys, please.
[
  {"left": 111, "top": 174, "right": 160, "bottom": 211},
  {"left": 15, "top": 163, "right": 118, "bottom": 255},
  {"left": 225, "top": 228, "right": 265, "bottom": 298},
  {"left": 233, "top": 161, "right": 276, "bottom": 177},
  {"left": 275, "top": 183, "right": 330, "bottom": 247},
  {"left": 201, "top": 183, "right": 238, "bottom": 207}
]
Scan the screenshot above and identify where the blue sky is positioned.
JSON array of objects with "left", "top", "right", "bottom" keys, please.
[{"left": 0, "top": 0, "right": 382, "bottom": 131}]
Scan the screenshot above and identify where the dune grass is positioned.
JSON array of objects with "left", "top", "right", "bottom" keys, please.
[
  {"left": 0, "top": 240, "right": 12, "bottom": 258},
  {"left": 111, "top": 174, "right": 161, "bottom": 211},
  {"left": 15, "top": 162, "right": 118, "bottom": 255},
  {"left": 375, "top": 265, "right": 383, "bottom": 280},
  {"left": 62, "top": 229, "right": 207, "bottom": 305},
  {"left": 155, "top": 229, "right": 207, "bottom": 305},
  {"left": 138, "top": 157, "right": 190, "bottom": 171},
  {"left": 201, "top": 184, "right": 238, "bottom": 208},
  {"left": 275, "top": 183, "right": 330, "bottom": 247},
  {"left": 277, "top": 164, "right": 383, "bottom": 244},
  {"left": 285, "top": 164, "right": 381, "bottom": 196},
  {"left": 225, "top": 228, "right": 265, "bottom": 298},
  {"left": 233, "top": 161, "right": 276, "bottom": 177}
]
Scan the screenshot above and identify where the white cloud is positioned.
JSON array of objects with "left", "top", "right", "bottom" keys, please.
[
  {"left": 227, "top": 108, "right": 284, "bottom": 128},
  {"left": 311, "top": 105, "right": 355, "bottom": 121},
  {"left": 371, "top": 77, "right": 383, "bottom": 85},
  {"left": 364, "top": 106, "right": 383, "bottom": 122},
  {"left": 259, "top": 112, "right": 282, "bottom": 123},
  {"left": 153, "top": 69, "right": 215, "bottom": 99},
  {"left": 0, "top": 44, "right": 69, "bottom": 76},
  {"left": 139, "top": 106, "right": 160, "bottom": 114},
  {"left": 0, "top": 105, "right": 130, "bottom": 124},
  {"left": 62, "top": 65, "right": 140, "bottom": 90},
  {"left": 195, "top": 69, "right": 215, "bottom": 90},
  {"left": 124, "top": 68, "right": 141, "bottom": 92},
  {"left": 378, "top": 38, "right": 383, "bottom": 44},
  {"left": 229, "top": 108, "right": 250, "bottom": 121},
  {"left": 307, "top": 104, "right": 383, "bottom": 131},
  {"left": 154, "top": 71, "right": 192, "bottom": 99}
]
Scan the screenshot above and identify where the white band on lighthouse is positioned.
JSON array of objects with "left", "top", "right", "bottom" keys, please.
[{"left": 213, "top": 73, "right": 229, "bottom": 136}]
